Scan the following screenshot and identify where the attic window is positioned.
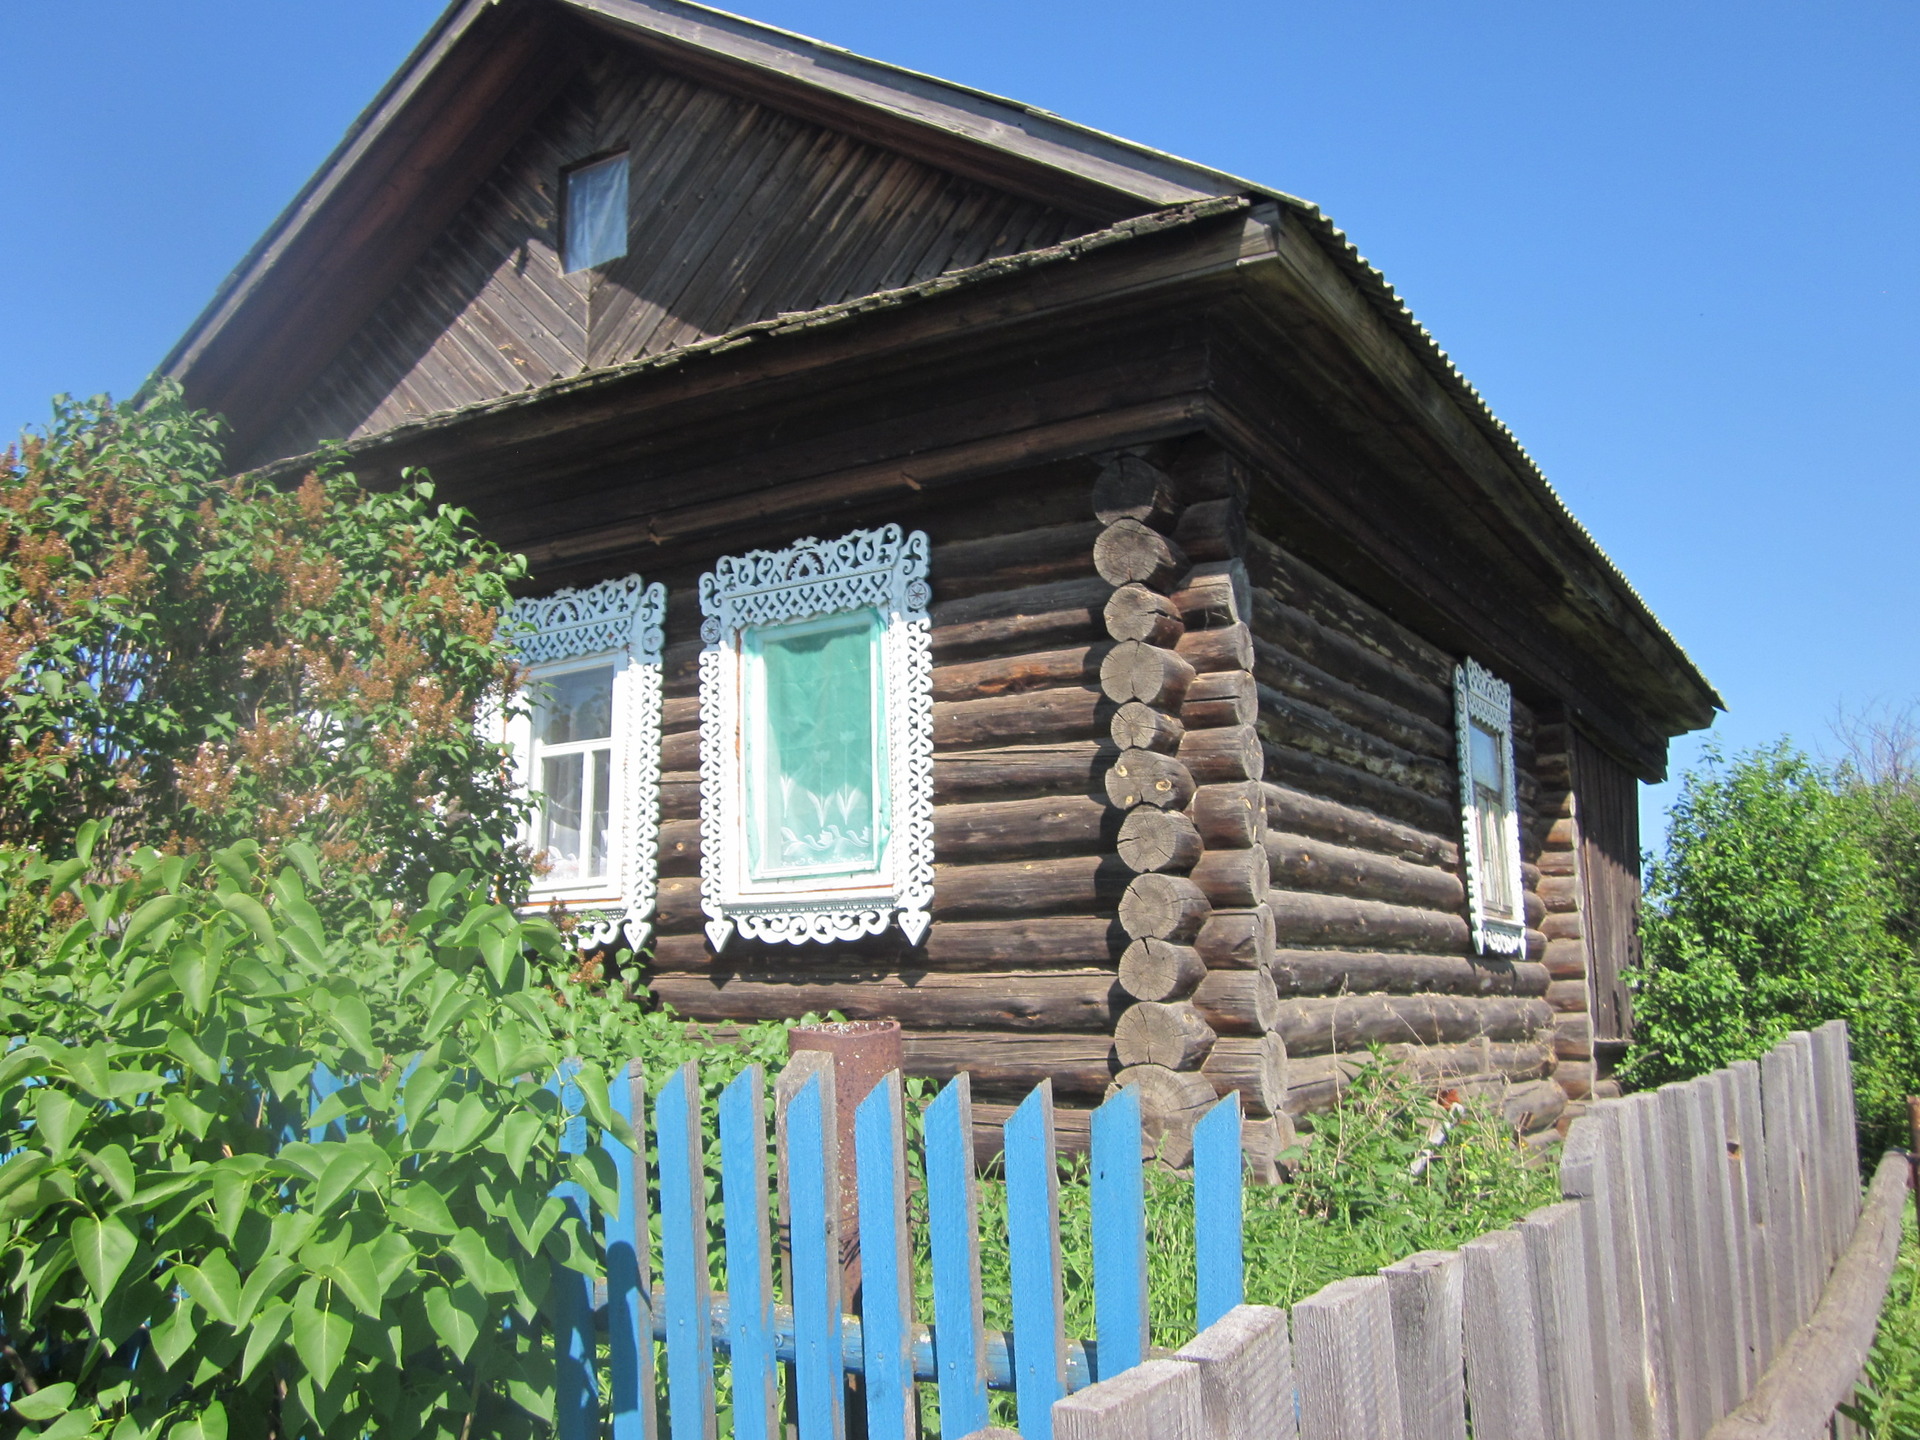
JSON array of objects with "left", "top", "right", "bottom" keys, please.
[{"left": 562, "top": 153, "right": 628, "bottom": 272}]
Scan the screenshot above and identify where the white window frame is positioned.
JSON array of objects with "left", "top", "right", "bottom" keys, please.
[
  {"left": 504, "top": 574, "right": 666, "bottom": 951},
  {"left": 698, "top": 523, "right": 933, "bottom": 950},
  {"left": 1455, "top": 657, "right": 1527, "bottom": 957}
]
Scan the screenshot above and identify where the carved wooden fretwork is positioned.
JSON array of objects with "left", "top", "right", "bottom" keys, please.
[{"left": 1456, "top": 657, "right": 1528, "bottom": 957}]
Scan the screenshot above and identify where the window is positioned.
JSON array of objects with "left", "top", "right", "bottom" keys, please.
[
  {"left": 698, "top": 524, "right": 933, "bottom": 950},
  {"left": 1455, "top": 658, "right": 1526, "bottom": 956},
  {"left": 562, "top": 153, "right": 629, "bottom": 272},
  {"left": 504, "top": 574, "right": 666, "bottom": 949}
]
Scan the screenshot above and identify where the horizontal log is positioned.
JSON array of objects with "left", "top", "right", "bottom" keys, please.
[
  {"left": 660, "top": 728, "right": 700, "bottom": 774},
  {"left": 1110, "top": 701, "right": 1184, "bottom": 754},
  {"left": 1174, "top": 623, "right": 1254, "bottom": 675},
  {"left": 1115, "top": 1001, "right": 1217, "bottom": 1070},
  {"left": 1118, "top": 938, "right": 1207, "bottom": 1002},
  {"left": 1553, "top": 1014, "right": 1592, "bottom": 1061},
  {"left": 1179, "top": 724, "right": 1264, "bottom": 784},
  {"left": 1093, "top": 519, "right": 1186, "bottom": 590},
  {"left": 655, "top": 874, "right": 704, "bottom": 933},
  {"left": 662, "top": 695, "right": 700, "bottom": 731},
  {"left": 1116, "top": 807, "right": 1201, "bottom": 874},
  {"left": 1180, "top": 670, "right": 1257, "bottom": 729},
  {"left": 1201, "top": 1034, "right": 1288, "bottom": 1117},
  {"left": 1191, "top": 781, "right": 1266, "bottom": 849},
  {"left": 1260, "top": 742, "right": 1457, "bottom": 837},
  {"left": 1109, "top": 1065, "right": 1217, "bottom": 1167},
  {"left": 1252, "top": 636, "right": 1451, "bottom": 761},
  {"left": 1268, "top": 950, "right": 1550, "bottom": 998},
  {"left": 1194, "top": 906, "right": 1274, "bottom": 971},
  {"left": 936, "top": 686, "right": 1105, "bottom": 748},
  {"left": 1502, "top": 1079, "right": 1565, "bottom": 1133},
  {"left": 1118, "top": 872, "right": 1212, "bottom": 943},
  {"left": 658, "top": 817, "right": 700, "bottom": 876},
  {"left": 659, "top": 775, "right": 699, "bottom": 821},
  {"left": 1170, "top": 447, "right": 1248, "bottom": 504},
  {"left": 933, "top": 855, "right": 1129, "bottom": 919},
  {"left": 1264, "top": 783, "right": 1454, "bottom": 866},
  {"left": 930, "top": 576, "right": 1109, "bottom": 663},
  {"left": 932, "top": 646, "right": 1100, "bottom": 703},
  {"left": 935, "top": 742, "right": 1109, "bottom": 804},
  {"left": 1103, "top": 583, "right": 1184, "bottom": 646},
  {"left": 929, "top": 520, "right": 1102, "bottom": 600},
  {"left": 1540, "top": 911, "right": 1584, "bottom": 942},
  {"left": 1092, "top": 455, "right": 1179, "bottom": 530},
  {"left": 1539, "top": 875, "right": 1580, "bottom": 912},
  {"left": 649, "top": 915, "right": 1122, "bottom": 970},
  {"left": 1168, "top": 560, "right": 1251, "bottom": 630},
  {"left": 1274, "top": 994, "right": 1554, "bottom": 1057},
  {"left": 1245, "top": 535, "right": 1453, "bottom": 695},
  {"left": 1249, "top": 589, "right": 1452, "bottom": 730},
  {"left": 1257, "top": 686, "right": 1453, "bottom": 802},
  {"left": 1268, "top": 890, "right": 1471, "bottom": 953},
  {"left": 647, "top": 968, "right": 1123, "bottom": 1030},
  {"left": 1190, "top": 845, "right": 1270, "bottom": 908},
  {"left": 1263, "top": 830, "right": 1464, "bottom": 911},
  {"left": 969, "top": 1102, "right": 1094, "bottom": 1164},
  {"left": 1544, "top": 980, "right": 1588, "bottom": 1013},
  {"left": 1537, "top": 849, "right": 1577, "bottom": 878},
  {"left": 1191, "top": 969, "right": 1280, "bottom": 1035},
  {"left": 1104, "top": 748, "right": 1195, "bottom": 811},
  {"left": 1555, "top": 1061, "right": 1593, "bottom": 1102},
  {"left": 1542, "top": 939, "right": 1587, "bottom": 981},
  {"left": 1284, "top": 1040, "right": 1554, "bottom": 1116},
  {"left": 900, "top": 1032, "right": 1116, "bottom": 1099},
  {"left": 1099, "top": 640, "right": 1195, "bottom": 708},
  {"left": 933, "top": 794, "right": 1111, "bottom": 862},
  {"left": 1172, "top": 498, "right": 1245, "bottom": 561}
]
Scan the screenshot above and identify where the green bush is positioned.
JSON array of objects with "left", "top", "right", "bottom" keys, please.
[
  {"left": 1840, "top": 1209, "right": 1920, "bottom": 1439},
  {"left": 1622, "top": 742, "right": 1920, "bottom": 1150}
]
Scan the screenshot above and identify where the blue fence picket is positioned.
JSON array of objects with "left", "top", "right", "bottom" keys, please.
[
  {"left": 787, "top": 1072, "right": 846, "bottom": 1440},
  {"left": 719, "top": 1066, "right": 779, "bottom": 1440},
  {"left": 855, "top": 1072, "right": 916, "bottom": 1440},
  {"left": 308, "top": 1062, "right": 348, "bottom": 1142},
  {"left": 1089, "top": 1082, "right": 1148, "bottom": 1380},
  {"left": 606, "top": 1059, "right": 655, "bottom": 1440},
  {"left": 657, "top": 1061, "right": 715, "bottom": 1440},
  {"left": 925, "top": 1073, "right": 990, "bottom": 1437},
  {"left": 1005, "top": 1080, "right": 1067, "bottom": 1440},
  {"left": 1192, "top": 1090, "right": 1244, "bottom": 1331},
  {"left": 552, "top": 1060, "right": 599, "bottom": 1440}
]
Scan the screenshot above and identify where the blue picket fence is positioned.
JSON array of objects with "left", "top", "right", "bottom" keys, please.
[{"left": 545, "top": 1061, "right": 1247, "bottom": 1440}]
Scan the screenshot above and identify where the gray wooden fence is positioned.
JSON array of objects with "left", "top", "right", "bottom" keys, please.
[{"left": 1045, "top": 1021, "right": 1911, "bottom": 1440}]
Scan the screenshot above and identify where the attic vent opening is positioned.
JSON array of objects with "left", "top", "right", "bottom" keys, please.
[{"left": 562, "top": 152, "right": 629, "bottom": 272}]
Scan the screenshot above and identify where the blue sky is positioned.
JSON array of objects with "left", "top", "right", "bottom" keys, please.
[{"left": 3, "top": 2, "right": 1915, "bottom": 844}]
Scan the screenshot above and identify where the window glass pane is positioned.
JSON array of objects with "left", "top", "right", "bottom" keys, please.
[
  {"left": 743, "top": 608, "right": 888, "bottom": 881},
  {"left": 540, "top": 752, "right": 586, "bottom": 883},
  {"left": 536, "top": 666, "right": 615, "bottom": 745},
  {"left": 1475, "top": 789, "right": 1516, "bottom": 916},
  {"left": 563, "top": 154, "right": 629, "bottom": 272},
  {"left": 590, "top": 748, "right": 611, "bottom": 879},
  {"left": 1469, "top": 721, "right": 1504, "bottom": 794}
]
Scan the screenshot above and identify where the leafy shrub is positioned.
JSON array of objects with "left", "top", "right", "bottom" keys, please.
[
  {"left": 0, "top": 835, "right": 793, "bottom": 1440},
  {"left": 1621, "top": 743, "right": 1920, "bottom": 1149},
  {"left": 1840, "top": 1210, "right": 1920, "bottom": 1439}
]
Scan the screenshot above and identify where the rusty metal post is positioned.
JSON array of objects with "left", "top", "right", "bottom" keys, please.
[{"left": 787, "top": 1019, "right": 904, "bottom": 1294}]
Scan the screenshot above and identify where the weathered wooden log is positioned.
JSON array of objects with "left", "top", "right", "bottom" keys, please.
[
  {"left": 1249, "top": 588, "right": 1451, "bottom": 729},
  {"left": 1194, "top": 905, "right": 1274, "bottom": 971},
  {"left": 1093, "top": 519, "right": 1186, "bottom": 590},
  {"left": 654, "top": 874, "right": 705, "bottom": 933},
  {"left": 1118, "top": 872, "right": 1212, "bottom": 943},
  {"left": 646, "top": 968, "right": 1123, "bottom": 1030},
  {"left": 1269, "top": 890, "right": 1472, "bottom": 953},
  {"left": 659, "top": 729, "right": 700, "bottom": 774},
  {"left": 1175, "top": 623, "right": 1254, "bottom": 675},
  {"left": 1170, "top": 446, "right": 1248, "bottom": 504},
  {"left": 1191, "top": 968, "right": 1280, "bottom": 1035},
  {"left": 1252, "top": 636, "right": 1452, "bottom": 761},
  {"left": 1263, "top": 830, "right": 1465, "bottom": 911},
  {"left": 1116, "top": 807, "right": 1202, "bottom": 873},
  {"left": 1172, "top": 498, "right": 1245, "bottom": 561},
  {"left": 1201, "top": 1033, "right": 1288, "bottom": 1117},
  {"left": 658, "top": 817, "right": 700, "bottom": 875},
  {"left": 1092, "top": 455, "right": 1180, "bottom": 530},
  {"left": 933, "top": 795, "right": 1110, "bottom": 862},
  {"left": 899, "top": 1032, "right": 1116, "bottom": 1098},
  {"left": 933, "top": 646, "right": 1100, "bottom": 703},
  {"left": 1262, "top": 783, "right": 1455, "bottom": 866},
  {"left": 1274, "top": 994, "right": 1554, "bottom": 1057},
  {"left": 1117, "top": 938, "right": 1207, "bottom": 1001},
  {"left": 1190, "top": 781, "right": 1266, "bottom": 848},
  {"left": 1257, "top": 686, "right": 1453, "bottom": 801},
  {"left": 935, "top": 686, "right": 1105, "bottom": 748},
  {"left": 647, "top": 916, "right": 1123, "bottom": 971},
  {"left": 932, "top": 855, "right": 1129, "bottom": 919},
  {"left": 1102, "top": 583, "right": 1184, "bottom": 646},
  {"left": 1109, "top": 1065, "right": 1216, "bottom": 1166},
  {"left": 1115, "top": 1001, "right": 1217, "bottom": 1070},
  {"left": 1179, "top": 670, "right": 1257, "bottom": 729},
  {"left": 1552, "top": 1015, "right": 1591, "bottom": 1060},
  {"left": 1098, "top": 640, "right": 1195, "bottom": 708},
  {"left": 1284, "top": 1045, "right": 1552, "bottom": 1118},
  {"left": 1246, "top": 534, "right": 1453, "bottom": 691},
  {"left": 930, "top": 576, "right": 1109, "bottom": 663},
  {"left": 1178, "top": 724, "right": 1264, "bottom": 784},
  {"left": 929, "top": 520, "right": 1103, "bottom": 601},
  {"left": 1540, "top": 911, "right": 1584, "bottom": 942},
  {"left": 1502, "top": 1080, "right": 1565, "bottom": 1133},
  {"left": 1539, "top": 875, "right": 1580, "bottom": 912},
  {"left": 661, "top": 695, "right": 701, "bottom": 731},
  {"left": 1103, "top": 748, "right": 1195, "bottom": 811},
  {"left": 1110, "top": 701, "right": 1185, "bottom": 754},
  {"left": 1268, "top": 950, "right": 1551, "bottom": 998},
  {"left": 1260, "top": 742, "right": 1458, "bottom": 836},
  {"left": 1545, "top": 980, "right": 1587, "bottom": 1014},
  {"left": 1542, "top": 938, "right": 1587, "bottom": 980},
  {"left": 1555, "top": 1061, "right": 1593, "bottom": 1102},
  {"left": 934, "top": 742, "right": 1108, "bottom": 804},
  {"left": 1169, "top": 560, "right": 1251, "bottom": 630},
  {"left": 1189, "top": 845, "right": 1270, "bottom": 908}
]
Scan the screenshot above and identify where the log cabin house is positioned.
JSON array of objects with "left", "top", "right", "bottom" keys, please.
[{"left": 157, "top": 0, "right": 1720, "bottom": 1166}]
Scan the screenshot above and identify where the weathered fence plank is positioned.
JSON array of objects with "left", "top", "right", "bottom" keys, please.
[
  {"left": 1380, "top": 1249, "right": 1465, "bottom": 1440},
  {"left": 1617, "top": 1093, "right": 1679, "bottom": 1440},
  {"left": 1519, "top": 1201, "right": 1599, "bottom": 1440},
  {"left": 1726, "top": 1060, "right": 1774, "bottom": 1376},
  {"left": 1172, "top": 1304, "right": 1296, "bottom": 1440},
  {"left": 1461, "top": 1227, "right": 1545, "bottom": 1440},
  {"left": 1760, "top": 1041, "right": 1807, "bottom": 1344},
  {"left": 1053, "top": 1356, "right": 1205, "bottom": 1440},
  {"left": 1657, "top": 1082, "right": 1719, "bottom": 1440},
  {"left": 1294, "top": 1275, "right": 1406, "bottom": 1440},
  {"left": 1560, "top": 1103, "right": 1636, "bottom": 1440}
]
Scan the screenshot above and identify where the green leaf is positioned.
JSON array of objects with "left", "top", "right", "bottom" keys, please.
[
  {"left": 45, "top": 856, "right": 88, "bottom": 896},
  {"left": 571, "top": 1062, "right": 616, "bottom": 1132},
  {"left": 388, "top": 1183, "right": 456, "bottom": 1236},
  {"left": 72, "top": 1213, "right": 137, "bottom": 1298},
  {"left": 40, "top": 1411, "right": 97, "bottom": 1440},
  {"left": 400, "top": 1059, "right": 450, "bottom": 1127},
  {"left": 328, "top": 1232, "right": 409, "bottom": 1317},
  {"left": 234, "top": 1254, "right": 297, "bottom": 1329},
  {"left": 497, "top": 1109, "right": 542, "bottom": 1178},
  {"left": 214, "top": 892, "right": 277, "bottom": 952},
  {"left": 149, "top": 1294, "right": 199, "bottom": 1372},
  {"left": 169, "top": 943, "right": 221, "bottom": 1014},
  {"left": 313, "top": 1144, "right": 385, "bottom": 1214},
  {"left": 292, "top": 1282, "right": 352, "bottom": 1388},
  {"left": 237, "top": 1299, "right": 292, "bottom": 1384},
  {"left": 329, "top": 996, "right": 377, "bottom": 1066},
  {"left": 208, "top": 1164, "right": 251, "bottom": 1240},
  {"left": 423, "top": 1281, "right": 485, "bottom": 1362},
  {"left": 105, "top": 964, "right": 174, "bottom": 1021},
  {"left": 81, "top": 1144, "right": 136, "bottom": 1204},
  {"left": 173, "top": 1249, "right": 241, "bottom": 1327},
  {"left": 166, "top": 1399, "right": 227, "bottom": 1440},
  {"left": 0, "top": 1153, "right": 51, "bottom": 1201},
  {"left": 426, "top": 1093, "right": 493, "bottom": 1154},
  {"left": 118, "top": 893, "right": 191, "bottom": 954},
  {"left": 446, "top": 1227, "right": 514, "bottom": 1295},
  {"left": 11, "top": 1381, "right": 76, "bottom": 1420}
]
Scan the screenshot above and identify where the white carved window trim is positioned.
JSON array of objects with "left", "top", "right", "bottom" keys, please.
[
  {"left": 503, "top": 574, "right": 666, "bottom": 952},
  {"left": 1455, "top": 657, "right": 1527, "bottom": 957},
  {"left": 698, "top": 523, "right": 933, "bottom": 950}
]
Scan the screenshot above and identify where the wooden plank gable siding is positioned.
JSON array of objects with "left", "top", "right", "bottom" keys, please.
[{"left": 255, "top": 52, "right": 1097, "bottom": 465}]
